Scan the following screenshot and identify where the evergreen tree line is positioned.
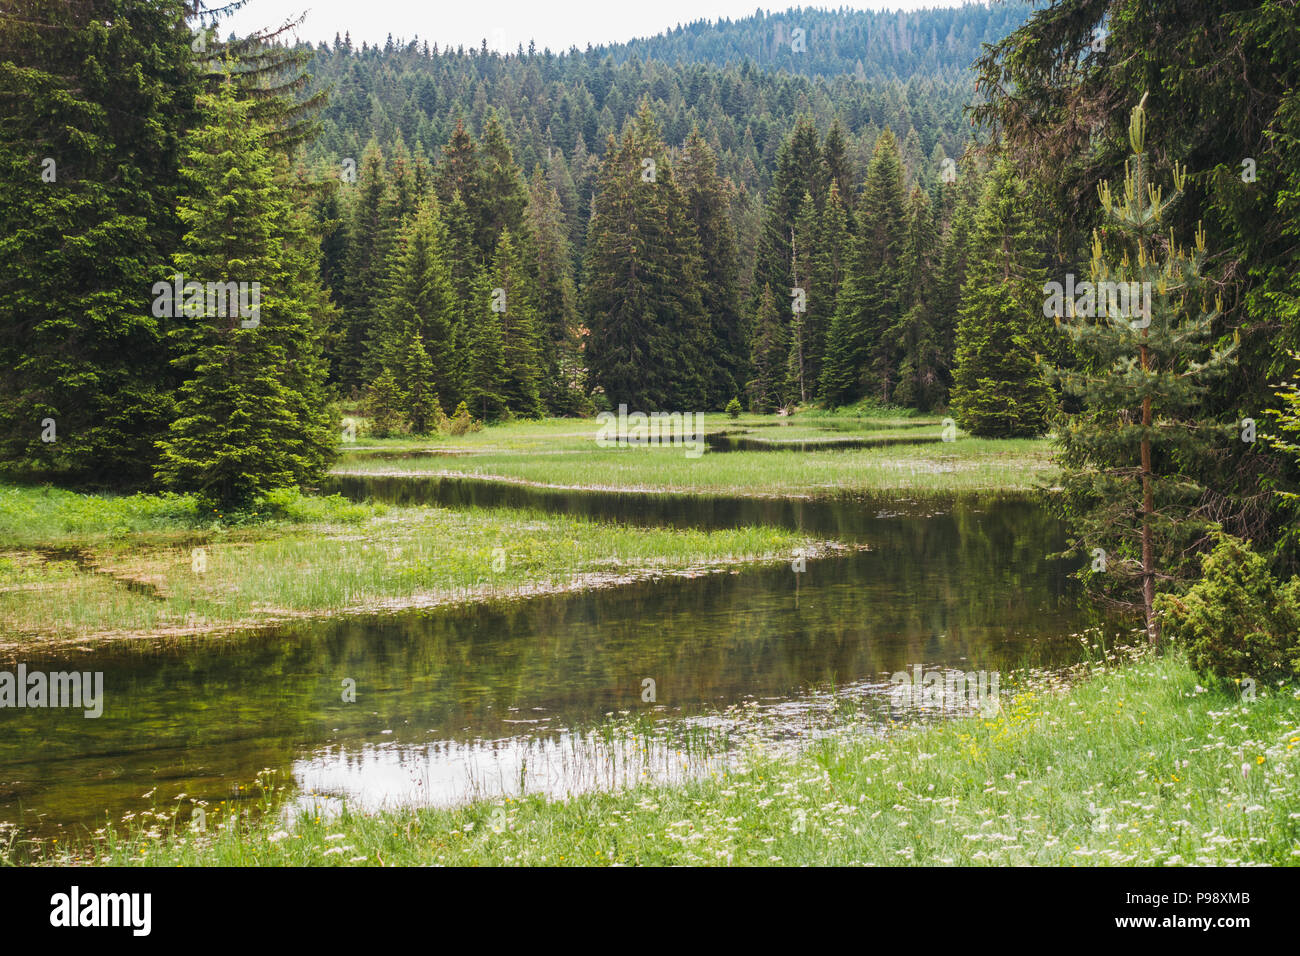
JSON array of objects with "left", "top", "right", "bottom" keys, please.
[
  {"left": 0, "top": 1, "right": 337, "bottom": 505},
  {"left": 315, "top": 100, "right": 990, "bottom": 417},
  {"left": 299, "top": 32, "right": 977, "bottom": 218},
  {"left": 317, "top": 111, "right": 575, "bottom": 427}
]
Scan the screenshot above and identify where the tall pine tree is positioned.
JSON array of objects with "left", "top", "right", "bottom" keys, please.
[
  {"left": 0, "top": 0, "right": 201, "bottom": 485},
  {"left": 821, "top": 129, "right": 907, "bottom": 406},
  {"left": 1051, "top": 97, "right": 1237, "bottom": 641}
]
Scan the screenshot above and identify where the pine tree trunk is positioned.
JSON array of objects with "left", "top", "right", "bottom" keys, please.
[{"left": 1140, "top": 338, "right": 1156, "bottom": 646}]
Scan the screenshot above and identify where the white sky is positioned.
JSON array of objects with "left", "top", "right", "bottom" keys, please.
[{"left": 214, "top": 0, "right": 974, "bottom": 53}]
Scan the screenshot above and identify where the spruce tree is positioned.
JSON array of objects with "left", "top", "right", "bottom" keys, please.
[
  {"left": 801, "top": 182, "right": 850, "bottom": 402},
  {"left": 367, "top": 194, "right": 457, "bottom": 406},
  {"left": 819, "top": 120, "right": 856, "bottom": 217},
  {"left": 339, "top": 140, "right": 393, "bottom": 389},
  {"left": 461, "top": 267, "right": 512, "bottom": 421},
  {"left": 441, "top": 190, "right": 483, "bottom": 409},
  {"left": 821, "top": 129, "right": 907, "bottom": 406},
  {"left": 949, "top": 160, "right": 1054, "bottom": 437},
  {"left": 1051, "top": 96, "right": 1236, "bottom": 642},
  {"left": 155, "top": 75, "right": 336, "bottom": 508},
  {"left": 0, "top": 0, "right": 201, "bottom": 485},
  {"left": 384, "top": 133, "right": 420, "bottom": 229},
  {"left": 581, "top": 103, "right": 710, "bottom": 409},
  {"left": 678, "top": 128, "right": 746, "bottom": 409},
  {"left": 479, "top": 110, "right": 532, "bottom": 251},
  {"left": 748, "top": 284, "right": 789, "bottom": 413},
  {"left": 754, "top": 118, "right": 821, "bottom": 308},
  {"left": 491, "top": 230, "right": 545, "bottom": 417},
  {"left": 400, "top": 330, "right": 444, "bottom": 435},
  {"left": 893, "top": 186, "right": 944, "bottom": 410},
  {"left": 931, "top": 159, "right": 981, "bottom": 394},
  {"left": 365, "top": 368, "right": 405, "bottom": 438},
  {"left": 527, "top": 168, "right": 583, "bottom": 414}
]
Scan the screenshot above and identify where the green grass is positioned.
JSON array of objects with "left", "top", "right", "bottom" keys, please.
[
  {"left": 42, "top": 651, "right": 1300, "bottom": 866},
  {"left": 0, "top": 482, "right": 827, "bottom": 645},
  {"left": 336, "top": 437, "right": 1056, "bottom": 498},
  {"left": 337, "top": 407, "right": 945, "bottom": 455},
  {"left": 0, "top": 484, "right": 370, "bottom": 549}
]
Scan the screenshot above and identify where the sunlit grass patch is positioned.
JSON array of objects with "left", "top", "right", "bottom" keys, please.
[{"left": 0, "top": 490, "right": 825, "bottom": 645}]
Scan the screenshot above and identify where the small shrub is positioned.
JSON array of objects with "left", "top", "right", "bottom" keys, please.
[
  {"left": 725, "top": 397, "right": 741, "bottom": 419},
  {"left": 446, "top": 401, "right": 483, "bottom": 436},
  {"left": 255, "top": 488, "right": 376, "bottom": 524},
  {"left": 1156, "top": 533, "right": 1300, "bottom": 684}
]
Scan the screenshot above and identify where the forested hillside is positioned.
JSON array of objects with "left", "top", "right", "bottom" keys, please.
[
  {"left": 599, "top": 3, "right": 1033, "bottom": 80},
  {"left": 293, "top": 11, "right": 1002, "bottom": 418}
]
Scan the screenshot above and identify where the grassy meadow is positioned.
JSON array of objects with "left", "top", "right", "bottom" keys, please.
[
  {"left": 336, "top": 437, "right": 1055, "bottom": 498},
  {"left": 334, "top": 407, "right": 1056, "bottom": 498},
  {"left": 10, "top": 410, "right": 1294, "bottom": 871}
]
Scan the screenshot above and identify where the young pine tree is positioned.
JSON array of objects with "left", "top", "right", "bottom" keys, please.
[
  {"left": 155, "top": 76, "right": 336, "bottom": 508},
  {"left": 366, "top": 367, "right": 405, "bottom": 438},
  {"left": 1051, "top": 96, "right": 1236, "bottom": 642}
]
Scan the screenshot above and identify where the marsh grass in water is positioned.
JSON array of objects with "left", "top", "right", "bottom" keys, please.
[
  {"left": 0, "top": 483, "right": 826, "bottom": 644},
  {"left": 336, "top": 438, "right": 1055, "bottom": 499}
]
